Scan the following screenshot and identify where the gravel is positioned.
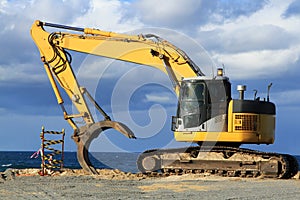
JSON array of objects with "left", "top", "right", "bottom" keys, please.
[{"left": 1, "top": 169, "right": 299, "bottom": 200}]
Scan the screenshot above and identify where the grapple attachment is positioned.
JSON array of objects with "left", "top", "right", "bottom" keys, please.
[{"left": 73, "top": 121, "right": 136, "bottom": 174}]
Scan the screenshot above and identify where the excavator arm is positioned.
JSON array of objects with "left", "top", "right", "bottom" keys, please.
[{"left": 30, "top": 20, "right": 203, "bottom": 174}]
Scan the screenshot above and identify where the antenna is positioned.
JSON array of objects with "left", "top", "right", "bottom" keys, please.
[
  {"left": 253, "top": 89, "right": 258, "bottom": 100},
  {"left": 267, "top": 83, "right": 273, "bottom": 102}
]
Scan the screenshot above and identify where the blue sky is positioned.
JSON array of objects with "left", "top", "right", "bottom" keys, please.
[{"left": 0, "top": 0, "right": 300, "bottom": 155}]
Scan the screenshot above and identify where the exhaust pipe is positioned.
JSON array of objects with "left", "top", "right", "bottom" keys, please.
[{"left": 237, "top": 85, "right": 246, "bottom": 100}]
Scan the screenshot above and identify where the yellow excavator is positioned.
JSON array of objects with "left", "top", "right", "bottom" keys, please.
[{"left": 30, "top": 20, "right": 298, "bottom": 178}]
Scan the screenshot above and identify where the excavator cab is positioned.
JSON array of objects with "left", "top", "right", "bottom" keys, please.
[{"left": 173, "top": 75, "right": 231, "bottom": 132}]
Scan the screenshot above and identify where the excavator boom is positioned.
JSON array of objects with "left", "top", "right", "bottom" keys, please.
[{"left": 32, "top": 21, "right": 204, "bottom": 93}]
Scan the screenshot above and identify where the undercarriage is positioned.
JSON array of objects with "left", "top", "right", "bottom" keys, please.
[{"left": 137, "top": 146, "right": 299, "bottom": 179}]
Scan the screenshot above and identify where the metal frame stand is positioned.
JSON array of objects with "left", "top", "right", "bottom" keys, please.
[{"left": 40, "top": 126, "right": 65, "bottom": 176}]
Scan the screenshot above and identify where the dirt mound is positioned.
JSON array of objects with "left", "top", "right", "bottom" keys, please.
[
  {"left": 3, "top": 168, "right": 300, "bottom": 181},
  {"left": 10, "top": 168, "right": 146, "bottom": 180}
]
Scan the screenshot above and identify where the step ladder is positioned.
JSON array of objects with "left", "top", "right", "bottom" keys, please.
[{"left": 39, "top": 126, "right": 65, "bottom": 175}]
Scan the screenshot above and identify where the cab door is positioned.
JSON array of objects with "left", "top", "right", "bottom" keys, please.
[{"left": 178, "top": 81, "right": 207, "bottom": 130}]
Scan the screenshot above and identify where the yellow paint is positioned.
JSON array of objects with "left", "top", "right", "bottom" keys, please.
[{"left": 174, "top": 113, "right": 275, "bottom": 144}]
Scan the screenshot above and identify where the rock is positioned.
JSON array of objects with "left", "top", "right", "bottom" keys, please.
[
  {"left": 17, "top": 168, "right": 40, "bottom": 175},
  {"left": 113, "top": 169, "right": 122, "bottom": 174},
  {"left": 3, "top": 168, "right": 15, "bottom": 180},
  {"left": 1, "top": 173, "right": 5, "bottom": 182},
  {"left": 292, "top": 171, "right": 300, "bottom": 179}
]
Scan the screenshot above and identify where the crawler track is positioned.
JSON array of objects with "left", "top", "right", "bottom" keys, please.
[{"left": 137, "top": 146, "right": 299, "bottom": 179}]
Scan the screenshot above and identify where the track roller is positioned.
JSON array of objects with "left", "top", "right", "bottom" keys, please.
[{"left": 137, "top": 150, "right": 161, "bottom": 173}]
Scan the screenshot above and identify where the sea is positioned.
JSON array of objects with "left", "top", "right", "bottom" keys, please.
[
  {"left": 0, "top": 151, "right": 299, "bottom": 173},
  {"left": 0, "top": 151, "right": 140, "bottom": 173}
]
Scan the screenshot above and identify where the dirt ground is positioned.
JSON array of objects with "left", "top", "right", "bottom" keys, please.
[{"left": 1, "top": 169, "right": 300, "bottom": 200}]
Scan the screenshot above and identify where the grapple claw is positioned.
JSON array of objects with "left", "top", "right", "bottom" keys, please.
[{"left": 73, "top": 121, "right": 136, "bottom": 174}]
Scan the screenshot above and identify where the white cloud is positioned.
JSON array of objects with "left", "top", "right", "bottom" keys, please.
[
  {"left": 132, "top": 0, "right": 202, "bottom": 27},
  {"left": 213, "top": 47, "right": 300, "bottom": 80},
  {"left": 0, "top": 63, "right": 46, "bottom": 83},
  {"left": 145, "top": 93, "right": 176, "bottom": 104},
  {"left": 76, "top": 57, "right": 130, "bottom": 80},
  {"left": 26, "top": 0, "right": 90, "bottom": 23},
  {"left": 74, "top": 0, "right": 142, "bottom": 31},
  {"left": 1, "top": 0, "right": 298, "bottom": 83},
  {"left": 0, "top": 0, "right": 92, "bottom": 84},
  {"left": 197, "top": 0, "right": 300, "bottom": 80},
  {"left": 222, "top": 24, "right": 294, "bottom": 52},
  {"left": 0, "top": 0, "right": 89, "bottom": 25}
]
